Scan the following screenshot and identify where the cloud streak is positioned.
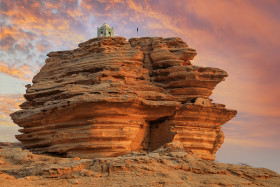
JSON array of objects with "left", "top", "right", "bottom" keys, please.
[
  {"left": 0, "top": 62, "right": 35, "bottom": 81},
  {"left": 223, "top": 112, "right": 280, "bottom": 149},
  {"left": 0, "top": 94, "right": 24, "bottom": 128},
  {"left": 0, "top": 94, "right": 24, "bottom": 116}
]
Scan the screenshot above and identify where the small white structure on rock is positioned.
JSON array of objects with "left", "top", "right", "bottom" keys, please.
[{"left": 97, "top": 23, "right": 114, "bottom": 37}]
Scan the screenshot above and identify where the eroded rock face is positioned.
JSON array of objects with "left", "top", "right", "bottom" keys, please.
[
  {"left": 1, "top": 144, "right": 279, "bottom": 186},
  {"left": 10, "top": 36, "right": 237, "bottom": 160}
]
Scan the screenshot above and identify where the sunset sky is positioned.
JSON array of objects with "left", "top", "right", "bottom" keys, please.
[{"left": 0, "top": 0, "right": 279, "bottom": 173}]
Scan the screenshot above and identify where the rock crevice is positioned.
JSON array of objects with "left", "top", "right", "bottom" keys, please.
[{"left": 11, "top": 36, "right": 237, "bottom": 160}]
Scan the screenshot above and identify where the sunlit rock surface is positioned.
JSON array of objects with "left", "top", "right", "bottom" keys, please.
[
  {"left": 1, "top": 142, "right": 279, "bottom": 186},
  {"left": 11, "top": 37, "right": 237, "bottom": 160}
]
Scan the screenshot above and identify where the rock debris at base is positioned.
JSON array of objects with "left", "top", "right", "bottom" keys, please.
[{"left": 0, "top": 142, "right": 280, "bottom": 186}]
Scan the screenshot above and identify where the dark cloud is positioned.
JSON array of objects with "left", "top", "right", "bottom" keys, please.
[
  {"left": 0, "top": 1, "right": 9, "bottom": 12},
  {"left": 0, "top": 35, "right": 16, "bottom": 50}
]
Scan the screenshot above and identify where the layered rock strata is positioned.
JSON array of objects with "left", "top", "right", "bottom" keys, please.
[
  {"left": 11, "top": 36, "right": 237, "bottom": 160},
  {"left": 1, "top": 143, "right": 280, "bottom": 186}
]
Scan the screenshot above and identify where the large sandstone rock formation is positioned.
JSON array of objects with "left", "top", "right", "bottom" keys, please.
[{"left": 11, "top": 37, "right": 237, "bottom": 161}]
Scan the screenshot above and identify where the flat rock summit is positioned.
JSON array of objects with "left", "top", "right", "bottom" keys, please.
[{"left": 3, "top": 36, "right": 279, "bottom": 186}]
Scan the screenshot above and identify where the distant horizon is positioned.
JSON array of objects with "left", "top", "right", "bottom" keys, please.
[{"left": 1, "top": 0, "right": 279, "bottom": 174}]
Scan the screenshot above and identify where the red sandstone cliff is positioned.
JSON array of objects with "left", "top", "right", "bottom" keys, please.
[{"left": 10, "top": 37, "right": 237, "bottom": 161}]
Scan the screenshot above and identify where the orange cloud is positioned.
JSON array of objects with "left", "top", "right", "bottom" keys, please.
[
  {"left": 0, "top": 61, "right": 34, "bottom": 81},
  {"left": 0, "top": 64, "right": 25, "bottom": 79},
  {"left": 0, "top": 94, "right": 24, "bottom": 114},
  {"left": 225, "top": 138, "right": 276, "bottom": 149},
  {"left": 1, "top": 1, "right": 86, "bottom": 52},
  {"left": 0, "top": 94, "right": 25, "bottom": 126}
]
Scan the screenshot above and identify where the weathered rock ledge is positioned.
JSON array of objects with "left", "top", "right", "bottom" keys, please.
[
  {"left": 0, "top": 142, "right": 279, "bottom": 186},
  {"left": 11, "top": 36, "right": 237, "bottom": 161}
]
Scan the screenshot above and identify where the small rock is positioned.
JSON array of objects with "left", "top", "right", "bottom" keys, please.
[
  {"left": 62, "top": 174, "right": 75, "bottom": 179},
  {"left": 0, "top": 171, "right": 15, "bottom": 180},
  {"left": 25, "top": 84, "right": 31, "bottom": 89},
  {"left": 168, "top": 151, "right": 188, "bottom": 158},
  {"left": 147, "top": 153, "right": 160, "bottom": 158},
  {"left": 90, "top": 164, "right": 102, "bottom": 173},
  {"left": 68, "top": 179, "right": 79, "bottom": 184},
  {"left": 80, "top": 169, "right": 94, "bottom": 177},
  {"left": 0, "top": 142, "right": 11, "bottom": 146},
  {"left": 0, "top": 148, "right": 33, "bottom": 164},
  {"left": 164, "top": 141, "right": 184, "bottom": 151},
  {"left": 23, "top": 176, "right": 39, "bottom": 181}
]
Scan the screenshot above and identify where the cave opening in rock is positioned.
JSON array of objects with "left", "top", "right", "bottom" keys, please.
[
  {"left": 190, "top": 98, "right": 197, "bottom": 103},
  {"left": 141, "top": 116, "right": 177, "bottom": 152},
  {"left": 149, "top": 116, "right": 170, "bottom": 128}
]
